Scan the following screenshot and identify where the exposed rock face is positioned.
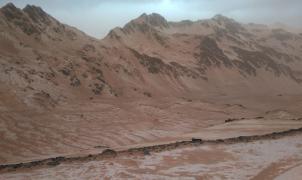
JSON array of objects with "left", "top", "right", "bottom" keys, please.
[
  {"left": 121, "top": 14, "right": 168, "bottom": 36},
  {"left": 122, "top": 13, "right": 169, "bottom": 33},
  {"left": 138, "top": 13, "right": 169, "bottom": 28},
  {"left": 131, "top": 48, "right": 204, "bottom": 79},
  {"left": 0, "top": 3, "right": 78, "bottom": 40},
  {"left": 0, "top": 3, "right": 302, "bottom": 111},
  {"left": 197, "top": 37, "right": 233, "bottom": 68},
  {"left": 23, "top": 5, "right": 51, "bottom": 25},
  {"left": 101, "top": 149, "right": 117, "bottom": 157},
  {"left": 212, "top": 14, "right": 245, "bottom": 34},
  {"left": 233, "top": 47, "right": 293, "bottom": 78},
  {"left": 1, "top": 3, "right": 22, "bottom": 20},
  {"left": 0, "top": 3, "right": 40, "bottom": 35},
  {"left": 108, "top": 13, "right": 169, "bottom": 43}
]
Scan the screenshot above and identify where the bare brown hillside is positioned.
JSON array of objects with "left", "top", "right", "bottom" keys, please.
[{"left": 0, "top": 3, "right": 302, "bottom": 179}]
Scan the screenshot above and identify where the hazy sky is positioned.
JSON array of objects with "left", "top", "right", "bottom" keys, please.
[{"left": 1, "top": 0, "right": 301, "bottom": 38}]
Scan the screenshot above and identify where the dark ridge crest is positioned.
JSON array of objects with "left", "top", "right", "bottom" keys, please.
[{"left": 23, "top": 5, "right": 51, "bottom": 24}]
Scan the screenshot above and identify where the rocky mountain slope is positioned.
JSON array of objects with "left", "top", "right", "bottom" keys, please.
[
  {"left": 1, "top": 3, "right": 302, "bottom": 166},
  {"left": 105, "top": 13, "right": 302, "bottom": 95},
  {"left": 0, "top": 4, "right": 302, "bottom": 111}
]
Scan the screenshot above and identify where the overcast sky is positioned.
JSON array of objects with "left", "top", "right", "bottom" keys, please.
[{"left": 1, "top": 0, "right": 301, "bottom": 38}]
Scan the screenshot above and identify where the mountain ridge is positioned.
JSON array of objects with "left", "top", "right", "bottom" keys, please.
[
  {"left": 0, "top": 3, "right": 302, "bottom": 111},
  {"left": 1, "top": 3, "right": 302, "bottom": 169}
]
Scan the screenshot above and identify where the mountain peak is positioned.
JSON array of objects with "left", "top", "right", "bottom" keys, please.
[
  {"left": 212, "top": 14, "right": 245, "bottom": 33},
  {"left": 23, "top": 4, "right": 51, "bottom": 24},
  {"left": 135, "top": 13, "right": 169, "bottom": 28},
  {"left": 1, "top": 2, "right": 17, "bottom": 10},
  {"left": 0, "top": 3, "right": 66, "bottom": 36},
  {"left": 0, "top": 3, "right": 51, "bottom": 25},
  {"left": 118, "top": 13, "right": 169, "bottom": 35},
  {"left": 139, "top": 13, "right": 148, "bottom": 18},
  {"left": 0, "top": 2, "right": 23, "bottom": 20}
]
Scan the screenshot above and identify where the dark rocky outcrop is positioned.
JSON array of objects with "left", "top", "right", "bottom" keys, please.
[
  {"left": 196, "top": 37, "right": 233, "bottom": 68},
  {"left": 122, "top": 13, "right": 169, "bottom": 36},
  {"left": 0, "top": 3, "right": 40, "bottom": 35},
  {"left": 23, "top": 5, "right": 51, "bottom": 25},
  {"left": 232, "top": 59, "right": 257, "bottom": 76},
  {"left": 258, "top": 45, "right": 294, "bottom": 63},
  {"left": 101, "top": 149, "right": 117, "bottom": 157},
  {"left": 92, "top": 83, "right": 105, "bottom": 95},
  {"left": 233, "top": 47, "right": 301, "bottom": 82},
  {"left": 131, "top": 48, "right": 205, "bottom": 79},
  {"left": 212, "top": 14, "right": 245, "bottom": 34},
  {"left": 139, "top": 54, "right": 167, "bottom": 74},
  {"left": 0, "top": 3, "right": 23, "bottom": 21},
  {"left": 138, "top": 13, "right": 169, "bottom": 28},
  {"left": 192, "top": 138, "right": 203, "bottom": 143},
  {"left": 0, "top": 3, "right": 78, "bottom": 40},
  {"left": 60, "top": 67, "right": 71, "bottom": 76},
  {"left": 70, "top": 76, "right": 81, "bottom": 87},
  {"left": 123, "top": 22, "right": 152, "bottom": 34}
]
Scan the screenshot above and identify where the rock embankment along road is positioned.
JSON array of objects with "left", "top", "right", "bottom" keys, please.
[{"left": 1, "top": 127, "right": 302, "bottom": 173}]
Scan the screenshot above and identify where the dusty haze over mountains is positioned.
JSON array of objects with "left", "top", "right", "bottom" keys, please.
[
  {"left": 0, "top": 0, "right": 301, "bottom": 37},
  {"left": 0, "top": 1, "right": 302, "bottom": 179}
]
